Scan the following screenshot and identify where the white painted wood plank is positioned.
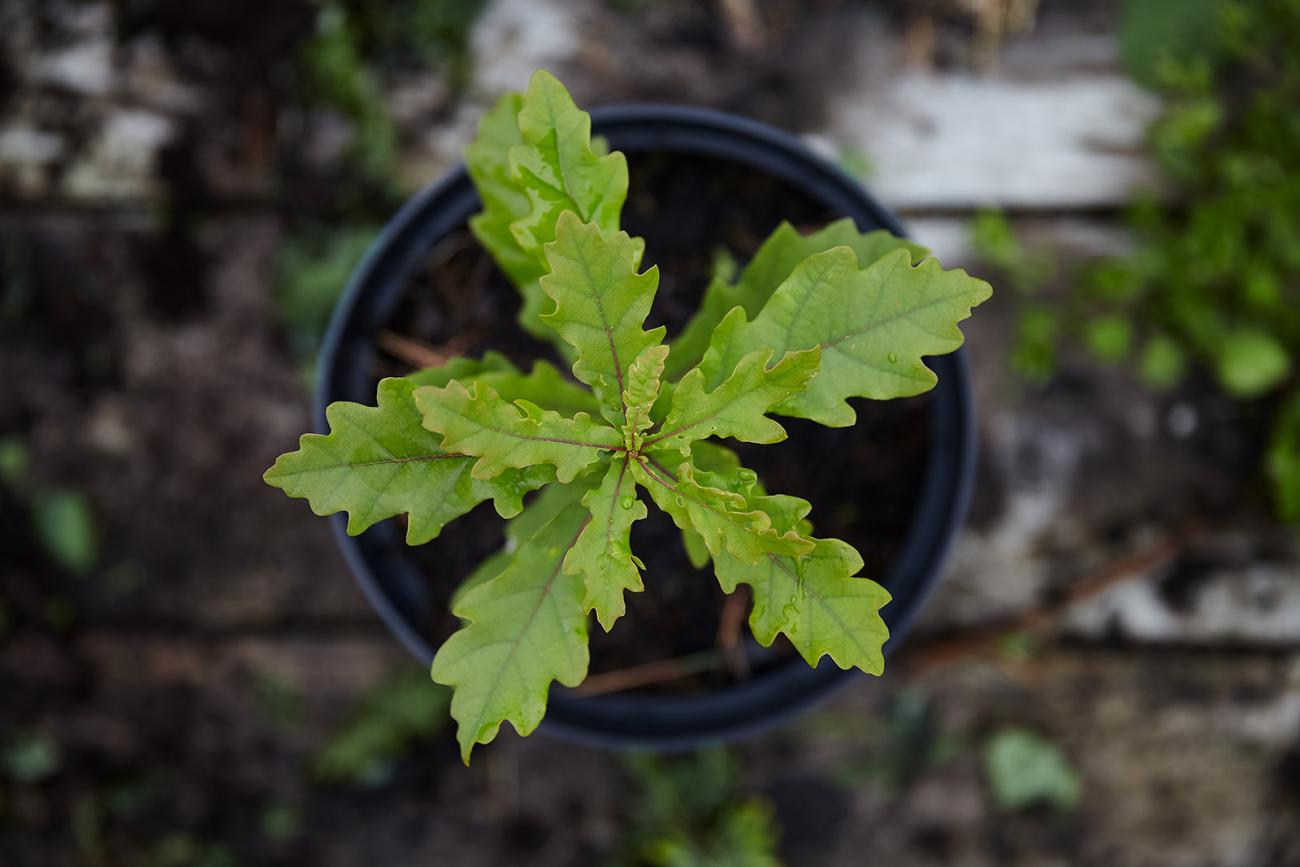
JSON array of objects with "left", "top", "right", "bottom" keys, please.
[
  {"left": 1064, "top": 565, "right": 1300, "bottom": 646},
  {"left": 831, "top": 71, "right": 1161, "bottom": 211}
]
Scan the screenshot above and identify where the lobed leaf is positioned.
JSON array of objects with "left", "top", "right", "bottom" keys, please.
[
  {"left": 509, "top": 70, "right": 629, "bottom": 255},
  {"left": 633, "top": 455, "right": 813, "bottom": 564},
  {"left": 264, "top": 377, "right": 552, "bottom": 544},
  {"left": 667, "top": 219, "right": 929, "bottom": 380},
  {"left": 415, "top": 379, "right": 621, "bottom": 483},
  {"left": 646, "top": 347, "right": 820, "bottom": 455},
  {"left": 714, "top": 539, "right": 890, "bottom": 675},
  {"left": 563, "top": 456, "right": 648, "bottom": 630},
  {"left": 465, "top": 72, "right": 637, "bottom": 343},
  {"left": 702, "top": 247, "right": 992, "bottom": 426},
  {"left": 432, "top": 499, "right": 592, "bottom": 763},
  {"left": 699, "top": 463, "right": 891, "bottom": 674},
  {"left": 540, "top": 213, "right": 667, "bottom": 422}
]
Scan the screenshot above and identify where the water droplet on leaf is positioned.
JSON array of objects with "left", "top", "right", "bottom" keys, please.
[{"left": 620, "top": 495, "right": 635, "bottom": 510}]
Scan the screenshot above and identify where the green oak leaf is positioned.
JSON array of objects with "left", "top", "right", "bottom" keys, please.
[
  {"left": 646, "top": 347, "right": 821, "bottom": 455},
  {"left": 702, "top": 247, "right": 991, "bottom": 426},
  {"left": 735, "top": 220, "right": 930, "bottom": 320},
  {"left": 414, "top": 379, "right": 621, "bottom": 483},
  {"left": 701, "top": 464, "right": 890, "bottom": 673},
  {"left": 564, "top": 455, "right": 648, "bottom": 630},
  {"left": 509, "top": 70, "right": 629, "bottom": 255},
  {"left": 633, "top": 455, "right": 813, "bottom": 564},
  {"left": 264, "top": 377, "right": 552, "bottom": 544},
  {"left": 465, "top": 73, "right": 637, "bottom": 344},
  {"left": 667, "top": 219, "right": 929, "bottom": 380},
  {"left": 540, "top": 213, "right": 667, "bottom": 422},
  {"left": 715, "top": 538, "right": 890, "bottom": 674},
  {"left": 432, "top": 499, "right": 592, "bottom": 763}
]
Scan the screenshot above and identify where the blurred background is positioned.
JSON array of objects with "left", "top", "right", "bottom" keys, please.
[{"left": 3, "top": 0, "right": 1300, "bottom": 864}]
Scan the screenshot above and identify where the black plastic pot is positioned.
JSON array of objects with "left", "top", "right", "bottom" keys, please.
[{"left": 317, "top": 105, "right": 977, "bottom": 751}]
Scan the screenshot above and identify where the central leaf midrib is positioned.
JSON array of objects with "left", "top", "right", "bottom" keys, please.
[
  {"left": 540, "top": 84, "right": 584, "bottom": 219},
  {"left": 268, "top": 452, "right": 470, "bottom": 478},
  {"left": 444, "top": 404, "right": 619, "bottom": 451},
  {"left": 820, "top": 284, "right": 975, "bottom": 352},
  {"left": 604, "top": 457, "right": 631, "bottom": 551},
  {"left": 568, "top": 232, "right": 627, "bottom": 415}
]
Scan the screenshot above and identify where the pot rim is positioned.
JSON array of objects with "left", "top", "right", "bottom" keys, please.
[{"left": 316, "top": 102, "right": 977, "bottom": 750}]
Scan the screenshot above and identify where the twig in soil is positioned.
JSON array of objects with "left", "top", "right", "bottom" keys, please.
[
  {"left": 376, "top": 331, "right": 449, "bottom": 370},
  {"left": 717, "top": 590, "right": 751, "bottom": 680},
  {"left": 900, "top": 524, "right": 1198, "bottom": 675},
  {"left": 570, "top": 651, "right": 719, "bottom": 697}
]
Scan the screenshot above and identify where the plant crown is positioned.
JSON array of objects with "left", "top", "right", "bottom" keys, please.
[{"left": 265, "top": 70, "right": 991, "bottom": 762}]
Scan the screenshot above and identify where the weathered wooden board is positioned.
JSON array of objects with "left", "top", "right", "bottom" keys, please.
[{"left": 830, "top": 70, "right": 1159, "bottom": 212}]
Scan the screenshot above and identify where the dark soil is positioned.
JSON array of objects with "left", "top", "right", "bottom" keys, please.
[{"left": 375, "top": 152, "right": 930, "bottom": 693}]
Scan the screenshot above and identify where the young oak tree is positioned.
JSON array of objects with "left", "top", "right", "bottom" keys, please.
[{"left": 265, "top": 70, "right": 992, "bottom": 762}]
